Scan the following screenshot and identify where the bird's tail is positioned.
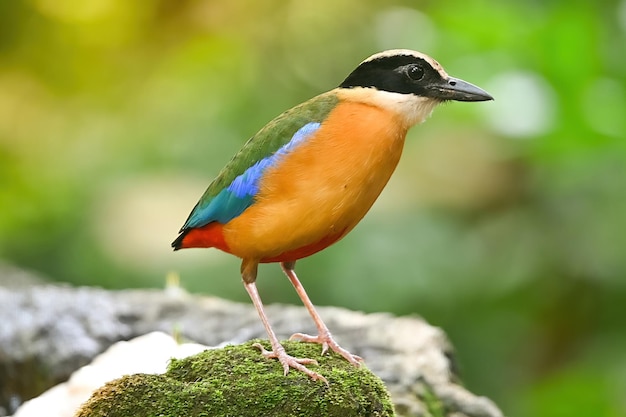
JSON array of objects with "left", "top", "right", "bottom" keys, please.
[
  {"left": 171, "top": 223, "right": 229, "bottom": 252},
  {"left": 171, "top": 230, "right": 189, "bottom": 251}
]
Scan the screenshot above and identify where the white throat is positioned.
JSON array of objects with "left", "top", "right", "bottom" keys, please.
[{"left": 337, "top": 88, "right": 440, "bottom": 128}]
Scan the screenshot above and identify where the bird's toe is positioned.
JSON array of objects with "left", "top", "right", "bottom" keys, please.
[
  {"left": 289, "top": 332, "right": 362, "bottom": 366},
  {"left": 252, "top": 342, "right": 326, "bottom": 383}
]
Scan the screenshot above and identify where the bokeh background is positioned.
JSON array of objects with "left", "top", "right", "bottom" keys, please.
[{"left": 1, "top": 0, "right": 625, "bottom": 416}]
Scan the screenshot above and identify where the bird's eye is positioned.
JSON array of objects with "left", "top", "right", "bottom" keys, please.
[{"left": 407, "top": 64, "right": 425, "bottom": 81}]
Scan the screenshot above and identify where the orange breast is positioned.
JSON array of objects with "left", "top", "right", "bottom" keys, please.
[{"left": 222, "top": 99, "right": 408, "bottom": 262}]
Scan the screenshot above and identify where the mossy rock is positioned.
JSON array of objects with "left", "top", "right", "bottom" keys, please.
[{"left": 75, "top": 339, "right": 395, "bottom": 417}]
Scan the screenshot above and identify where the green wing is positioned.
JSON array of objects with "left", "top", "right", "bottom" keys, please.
[{"left": 178, "top": 91, "right": 340, "bottom": 232}]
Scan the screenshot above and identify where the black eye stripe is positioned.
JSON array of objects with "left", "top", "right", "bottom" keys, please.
[{"left": 338, "top": 54, "right": 444, "bottom": 95}]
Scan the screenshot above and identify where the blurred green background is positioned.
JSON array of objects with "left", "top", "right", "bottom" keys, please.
[{"left": 1, "top": 0, "right": 625, "bottom": 416}]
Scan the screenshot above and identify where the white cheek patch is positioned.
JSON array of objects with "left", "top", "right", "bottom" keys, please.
[
  {"left": 338, "top": 88, "right": 440, "bottom": 127},
  {"left": 373, "top": 90, "right": 439, "bottom": 126}
]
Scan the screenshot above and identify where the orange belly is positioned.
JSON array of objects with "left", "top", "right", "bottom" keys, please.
[
  {"left": 221, "top": 99, "right": 408, "bottom": 262},
  {"left": 259, "top": 229, "right": 346, "bottom": 263}
]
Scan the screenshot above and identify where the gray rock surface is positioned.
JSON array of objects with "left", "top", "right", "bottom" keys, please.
[{"left": 0, "top": 284, "right": 503, "bottom": 417}]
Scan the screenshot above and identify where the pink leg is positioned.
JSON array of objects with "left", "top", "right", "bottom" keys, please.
[
  {"left": 281, "top": 262, "right": 362, "bottom": 366},
  {"left": 243, "top": 280, "right": 327, "bottom": 383}
]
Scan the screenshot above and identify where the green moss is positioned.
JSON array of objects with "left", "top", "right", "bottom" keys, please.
[
  {"left": 75, "top": 340, "right": 395, "bottom": 417},
  {"left": 420, "top": 383, "right": 446, "bottom": 417}
]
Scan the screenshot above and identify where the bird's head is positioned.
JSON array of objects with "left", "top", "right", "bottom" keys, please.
[{"left": 338, "top": 49, "right": 493, "bottom": 127}]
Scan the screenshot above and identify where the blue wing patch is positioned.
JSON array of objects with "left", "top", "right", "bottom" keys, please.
[{"left": 183, "top": 122, "right": 321, "bottom": 228}]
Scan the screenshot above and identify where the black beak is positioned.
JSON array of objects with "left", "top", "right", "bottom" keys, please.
[{"left": 429, "top": 77, "right": 493, "bottom": 102}]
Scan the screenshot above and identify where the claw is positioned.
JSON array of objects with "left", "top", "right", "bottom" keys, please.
[
  {"left": 252, "top": 343, "right": 328, "bottom": 384},
  {"left": 289, "top": 332, "right": 363, "bottom": 366}
]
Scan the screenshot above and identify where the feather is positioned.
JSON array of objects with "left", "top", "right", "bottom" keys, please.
[
  {"left": 175, "top": 93, "right": 338, "bottom": 237},
  {"left": 183, "top": 122, "right": 321, "bottom": 228}
]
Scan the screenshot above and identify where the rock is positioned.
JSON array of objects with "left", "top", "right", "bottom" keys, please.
[
  {"left": 0, "top": 284, "right": 503, "bottom": 417},
  {"left": 74, "top": 337, "right": 394, "bottom": 417},
  {"left": 13, "top": 332, "right": 206, "bottom": 417}
]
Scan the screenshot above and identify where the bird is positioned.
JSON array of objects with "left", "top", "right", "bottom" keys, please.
[{"left": 172, "top": 49, "right": 493, "bottom": 382}]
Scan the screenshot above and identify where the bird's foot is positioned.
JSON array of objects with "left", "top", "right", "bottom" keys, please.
[
  {"left": 252, "top": 342, "right": 328, "bottom": 384},
  {"left": 289, "top": 332, "right": 363, "bottom": 366}
]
